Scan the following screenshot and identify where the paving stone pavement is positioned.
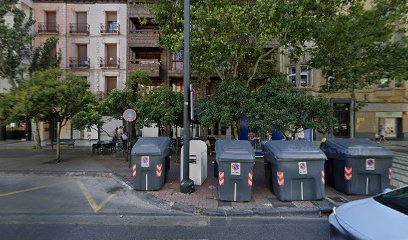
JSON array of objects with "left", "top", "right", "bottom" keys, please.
[{"left": 107, "top": 154, "right": 368, "bottom": 213}]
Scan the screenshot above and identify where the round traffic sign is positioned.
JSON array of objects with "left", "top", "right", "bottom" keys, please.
[{"left": 123, "top": 109, "right": 137, "bottom": 122}]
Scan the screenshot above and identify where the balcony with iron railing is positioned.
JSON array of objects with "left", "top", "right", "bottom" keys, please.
[
  {"left": 37, "top": 22, "right": 59, "bottom": 34},
  {"left": 128, "top": 59, "right": 161, "bottom": 77},
  {"left": 70, "top": 23, "right": 90, "bottom": 34},
  {"left": 69, "top": 58, "right": 90, "bottom": 69},
  {"left": 100, "top": 57, "right": 120, "bottom": 68},
  {"left": 100, "top": 23, "right": 120, "bottom": 34}
]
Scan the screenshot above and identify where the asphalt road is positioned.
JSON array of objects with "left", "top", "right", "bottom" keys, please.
[
  {"left": 0, "top": 215, "right": 329, "bottom": 240},
  {"left": 0, "top": 173, "right": 329, "bottom": 240}
]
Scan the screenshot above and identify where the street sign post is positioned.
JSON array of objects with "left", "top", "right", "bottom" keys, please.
[{"left": 123, "top": 109, "right": 137, "bottom": 165}]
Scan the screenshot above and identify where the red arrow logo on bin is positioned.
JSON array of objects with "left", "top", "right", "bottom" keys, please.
[
  {"left": 219, "top": 172, "right": 225, "bottom": 186},
  {"left": 388, "top": 168, "right": 393, "bottom": 182},
  {"left": 132, "top": 164, "right": 136, "bottom": 177},
  {"left": 344, "top": 167, "right": 352, "bottom": 181},
  {"left": 322, "top": 170, "right": 325, "bottom": 185},
  {"left": 156, "top": 164, "right": 162, "bottom": 177},
  {"left": 277, "top": 171, "right": 284, "bottom": 186},
  {"left": 248, "top": 171, "right": 253, "bottom": 187}
]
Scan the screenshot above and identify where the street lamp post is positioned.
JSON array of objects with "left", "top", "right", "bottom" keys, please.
[{"left": 180, "top": 0, "right": 195, "bottom": 194}]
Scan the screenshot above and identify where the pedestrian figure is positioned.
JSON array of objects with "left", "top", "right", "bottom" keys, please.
[
  {"left": 378, "top": 125, "right": 386, "bottom": 143},
  {"left": 117, "top": 126, "right": 123, "bottom": 138},
  {"left": 112, "top": 127, "right": 119, "bottom": 142}
]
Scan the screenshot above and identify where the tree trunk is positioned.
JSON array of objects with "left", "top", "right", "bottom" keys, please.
[
  {"left": 232, "top": 121, "right": 240, "bottom": 140},
  {"left": 33, "top": 121, "right": 42, "bottom": 149},
  {"left": 56, "top": 123, "right": 62, "bottom": 163}
]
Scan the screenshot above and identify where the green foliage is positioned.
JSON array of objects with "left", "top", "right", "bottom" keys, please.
[
  {"left": 99, "top": 89, "right": 139, "bottom": 119},
  {"left": 199, "top": 79, "right": 250, "bottom": 139},
  {"left": 126, "top": 70, "right": 152, "bottom": 92},
  {"left": 199, "top": 77, "right": 335, "bottom": 139},
  {"left": 150, "top": 0, "right": 355, "bottom": 85},
  {"left": 29, "top": 37, "right": 61, "bottom": 74},
  {"left": 0, "top": 0, "right": 35, "bottom": 86},
  {"left": 247, "top": 77, "right": 335, "bottom": 139},
  {"left": 138, "top": 85, "right": 183, "bottom": 132},
  {"left": 71, "top": 104, "right": 103, "bottom": 131},
  {"left": 309, "top": 0, "right": 408, "bottom": 94}
]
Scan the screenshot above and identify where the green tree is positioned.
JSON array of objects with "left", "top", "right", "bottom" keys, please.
[
  {"left": 247, "top": 77, "right": 335, "bottom": 139},
  {"left": 72, "top": 70, "right": 147, "bottom": 139},
  {"left": 199, "top": 79, "right": 250, "bottom": 139},
  {"left": 29, "top": 37, "right": 61, "bottom": 75},
  {"left": 138, "top": 85, "right": 183, "bottom": 136},
  {"left": 150, "top": 0, "right": 357, "bottom": 86},
  {"left": 309, "top": 0, "right": 408, "bottom": 98},
  {"left": 23, "top": 69, "right": 95, "bottom": 162},
  {"left": 0, "top": 0, "right": 34, "bottom": 86}
]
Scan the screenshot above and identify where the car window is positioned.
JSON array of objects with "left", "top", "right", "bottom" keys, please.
[{"left": 374, "top": 187, "right": 408, "bottom": 216}]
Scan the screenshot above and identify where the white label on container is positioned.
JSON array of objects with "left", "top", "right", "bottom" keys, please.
[
  {"left": 366, "top": 159, "right": 375, "bottom": 171},
  {"left": 298, "top": 162, "right": 308, "bottom": 175},
  {"left": 231, "top": 163, "right": 241, "bottom": 176},
  {"left": 141, "top": 156, "right": 150, "bottom": 168}
]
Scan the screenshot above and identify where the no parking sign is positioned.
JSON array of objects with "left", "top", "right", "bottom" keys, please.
[{"left": 231, "top": 163, "right": 241, "bottom": 176}]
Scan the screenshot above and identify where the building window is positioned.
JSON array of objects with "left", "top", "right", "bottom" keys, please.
[
  {"left": 287, "top": 66, "right": 297, "bottom": 87},
  {"left": 45, "top": 11, "right": 57, "bottom": 32},
  {"left": 299, "top": 65, "right": 312, "bottom": 87},
  {"left": 104, "top": 11, "right": 118, "bottom": 33},
  {"left": 106, "top": 76, "right": 117, "bottom": 95}
]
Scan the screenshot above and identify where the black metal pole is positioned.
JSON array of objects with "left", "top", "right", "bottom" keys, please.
[{"left": 180, "top": 0, "right": 195, "bottom": 194}]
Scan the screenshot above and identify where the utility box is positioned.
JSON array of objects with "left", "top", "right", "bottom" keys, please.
[
  {"left": 321, "top": 138, "right": 394, "bottom": 195},
  {"left": 263, "top": 140, "right": 327, "bottom": 201},
  {"left": 180, "top": 140, "right": 208, "bottom": 185},
  {"left": 215, "top": 140, "right": 255, "bottom": 202},
  {"left": 130, "top": 137, "right": 171, "bottom": 191}
]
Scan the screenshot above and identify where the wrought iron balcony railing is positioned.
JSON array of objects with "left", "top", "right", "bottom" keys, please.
[
  {"left": 69, "top": 58, "right": 90, "bottom": 68},
  {"left": 70, "top": 23, "right": 90, "bottom": 34},
  {"left": 37, "top": 22, "right": 59, "bottom": 33},
  {"left": 100, "top": 23, "right": 120, "bottom": 34}
]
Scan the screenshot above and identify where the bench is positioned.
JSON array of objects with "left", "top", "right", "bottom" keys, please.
[
  {"left": 46, "top": 139, "right": 76, "bottom": 149},
  {"left": 92, "top": 141, "right": 116, "bottom": 154}
]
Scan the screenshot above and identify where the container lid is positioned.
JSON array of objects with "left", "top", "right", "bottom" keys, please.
[
  {"left": 264, "top": 140, "right": 327, "bottom": 161},
  {"left": 321, "top": 138, "right": 394, "bottom": 158},
  {"left": 131, "top": 137, "right": 171, "bottom": 156},
  {"left": 215, "top": 140, "right": 255, "bottom": 162}
]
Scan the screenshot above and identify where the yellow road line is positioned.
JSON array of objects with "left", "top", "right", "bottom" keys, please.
[
  {"left": 77, "top": 180, "right": 115, "bottom": 213},
  {"left": 0, "top": 182, "right": 63, "bottom": 198}
]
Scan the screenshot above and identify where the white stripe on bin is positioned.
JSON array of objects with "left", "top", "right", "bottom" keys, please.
[
  {"left": 146, "top": 174, "right": 148, "bottom": 191},
  {"left": 366, "top": 177, "right": 369, "bottom": 195},
  {"left": 301, "top": 181, "right": 304, "bottom": 201},
  {"left": 234, "top": 183, "right": 237, "bottom": 201}
]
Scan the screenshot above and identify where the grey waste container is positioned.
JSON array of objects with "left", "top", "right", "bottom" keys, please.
[
  {"left": 215, "top": 140, "right": 255, "bottom": 202},
  {"left": 130, "top": 137, "right": 171, "bottom": 191},
  {"left": 320, "top": 138, "right": 394, "bottom": 195},
  {"left": 263, "top": 140, "right": 327, "bottom": 201}
]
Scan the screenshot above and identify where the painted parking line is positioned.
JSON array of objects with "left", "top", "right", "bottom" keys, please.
[
  {"left": 77, "top": 180, "right": 115, "bottom": 213},
  {"left": 0, "top": 182, "right": 63, "bottom": 198}
]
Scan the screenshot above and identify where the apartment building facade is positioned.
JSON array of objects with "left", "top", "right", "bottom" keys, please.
[
  {"left": 32, "top": 0, "right": 127, "bottom": 141},
  {"left": 280, "top": 55, "right": 408, "bottom": 140}
]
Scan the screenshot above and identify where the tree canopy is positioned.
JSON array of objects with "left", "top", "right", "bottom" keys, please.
[
  {"left": 0, "top": 0, "right": 34, "bottom": 86},
  {"left": 309, "top": 0, "right": 408, "bottom": 95},
  {"left": 247, "top": 77, "right": 335, "bottom": 139},
  {"left": 151, "top": 0, "right": 367, "bottom": 86}
]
